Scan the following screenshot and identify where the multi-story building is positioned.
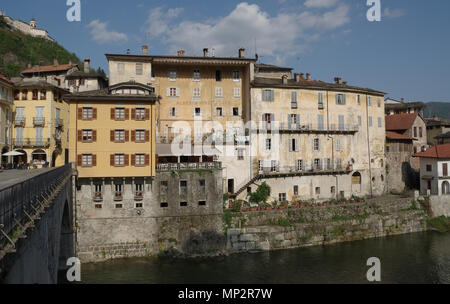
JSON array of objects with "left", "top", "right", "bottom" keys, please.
[
  {"left": 426, "top": 116, "right": 450, "bottom": 146},
  {"left": 65, "top": 59, "right": 108, "bottom": 93},
  {"left": 21, "top": 59, "right": 79, "bottom": 88},
  {"left": 239, "top": 74, "right": 386, "bottom": 202},
  {"left": 414, "top": 144, "right": 450, "bottom": 195},
  {"left": 385, "top": 98, "right": 425, "bottom": 116},
  {"left": 0, "top": 73, "right": 14, "bottom": 165},
  {"left": 12, "top": 79, "right": 69, "bottom": 167}
]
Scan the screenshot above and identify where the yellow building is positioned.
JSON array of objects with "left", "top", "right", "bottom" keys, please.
[
  {"left": 0, "top": 74, "right": 14, "bottom": 165},
  {"left": 12, "top": 79, "right": 70, "bottom": 167},
  {"left": 64, "top": 81, "right": 158, "bottom": 201}
]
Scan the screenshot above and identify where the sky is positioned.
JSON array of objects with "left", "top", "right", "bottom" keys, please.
[{"left": 1, "top": 0, "right": 450, "bottom": 101}]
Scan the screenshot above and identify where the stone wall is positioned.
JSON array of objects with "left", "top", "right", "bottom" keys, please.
[
  {"left": 386, "top": 151, "right": 418, "bottom": 192},
  {"left": 226, "top": 197, "right": 428, "bottom": 253},
  {"left": 430, "top": 195, "right": 450, "bottom": 217}
]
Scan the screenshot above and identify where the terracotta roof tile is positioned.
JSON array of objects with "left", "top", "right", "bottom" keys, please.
[
  {"left": 413, "top": 144, "right": 450, "bottom": 159},
  {"left": 0, "top": 74, "right": 14, "bottom": 86},
  {"left": 385, "top": 113, "right": 418, "bottom": 131},
  {"left": 21, "top": 64, "right": 77, "bottom": 74},
  {"left": 386, "top": 131, "right": 413, "bottom": 140}
]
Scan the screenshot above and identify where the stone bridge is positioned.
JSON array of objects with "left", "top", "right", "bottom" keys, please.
[{"left": 0, "top": 164, "right": 74, "bottom": 284}]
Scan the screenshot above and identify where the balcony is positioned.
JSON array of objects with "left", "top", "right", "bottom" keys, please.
[
  {"left": 93, "top": 192, "right": 103, "bottom": 202},
  {"left": 258, "top": 163, "right": 353, "bottom": 178},
  {"left": 14, "top": 117, "right": 26, "bottom": 127},
  {"left": 156, "top": 162, "right": 222, "bottom": 172},
  {"left": 257, "top": 122, "right": 359, "bottom": 134},
  {"left": 55, "top": 118, "right": 64, "bottom": 128},
  {"left": 33, "top": 117, "right": 45, "bottom": 127},
  {"left": 134, "top": 190, "right": 144, "bottom": 201},
  {"left": 113, "top": 191, "right": 123, "bottom": 201},
  {"left": 13, "top": 138, "right": 51, "bottom": 148}
]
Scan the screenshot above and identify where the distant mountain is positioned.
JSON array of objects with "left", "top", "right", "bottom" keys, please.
[
  {"left": 0, "top": 15, "right": 82, "bottom": 77},
  {"left": 423, "top": 102, "right": 450, "bottom": 120}
]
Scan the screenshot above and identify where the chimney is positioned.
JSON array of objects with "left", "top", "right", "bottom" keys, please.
[
  {"left": 334, "top": 77, "right": 342, "bottom": 84},
  {"left": 306, "top": 73, "right": 311, "bottom": 81},
  {"left": 294, "top": 73, "right": 300, "bottom": 82},
  {"left": 343, "top": 81, "right": 347, "bottom": 85},
  {"left": 238, "top": 48, "right": 245, "bottom": 58},
  {"left": 177, "top": 50, "right": 185, "bottom": 56},
  {"left": 203, "top": 48, "right": 209, "bottom": 57},
  {"left": 53, "top": 58, "right": 59, "bottom": 66},
  {"left": 400, "top": 98, "right": 405, "bottom": 104},
  {"left": 282, "top": 75, "right": 288, "bottom": 85},
  {"left": 28, "top": 62, "right": 32, "bottom": 69},
  {"left": 299, "top": 73, "right": 305, "bottom": 80},
  {"left": 69, "top": 60, "right": 72, "bottom": 66},
  {"left": 142, "top": 45, "right": 149, "bottom": 56},
  {"left": 84, "top": 59, "right": 90, "bottom": 73}
]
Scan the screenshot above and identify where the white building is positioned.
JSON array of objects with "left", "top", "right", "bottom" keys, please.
[{"left": 414, "top": 144, "right": 450, "bottom": 195}]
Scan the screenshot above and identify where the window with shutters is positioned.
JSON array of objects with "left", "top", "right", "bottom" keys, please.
[
  {"left": 169, "top": 70, "right": 177, "bottom": 81},
  {"left": 336, "top": 93, "right": 346, "bottom": 105},
  {"left": 193, "top": 70, "right": 200, "bottom": 81},
  {"left": 135, "top": 130, "right": 146, "bottom": 142},
  {"left": 136, "top": 63, "right": 143, "bottom": 75},
  {"left": 296, "top": 159, "right": 303, "bottom": 171},
  {"left": 135, "top": 108, "right": 146, "bottom": 120},
  {"left": 291, "top": 91, "right": 297, "bottom": 106},
  {"left": 233, "top": 87, "right": 241, "bottom": 98},
  {"left": 336, "top": 138, "right": 341, "bottom": 152},
  {"left": 289, "top": 114, "right": 299, "bottom": 130},
  {"left": 81, "top": 154, "right": 93, "bottom": 167},
  {"left": 318, "top": 92, "right": 324, "bottom": 109},
  {"left": 114, "top": 154, "right": 125, "bottom": 166},
  {"left": 313, "top": 138, "right": 320, "bottom": 151},
  {"left": 215, "top": 87, "right": 223, "bottom": 98},
  {"left": 193, "top": 87, "right": 201, "bottom": 100},
  {"left": 135, "top": 154, "right": 145, "bottom": 166},
  {"left": 194, "top": 107, "right": 201, "bottom": 117},
  {"left": 378, "top": 117, "right": 382, "bottom": 128},
  {"left": 114, "top": 130, "right": 125, "bottom": 142},
  {"left": 368, "top": 96, "right": 372, "bottom": 106},
  {"left": 169, "top": 87, "right": 177, "bottom": 97},
  {"left": 170, "top": 107, "right": 177, "bottom": 117},
  {"left": 82, "top": 129, "right": 93, "bottom": 142},
  {"left": 82, "top": 107, "right": 93, "bottom": 120},
  {"left": 314, "top": 158, "right": 321, "bottom": 170},
  {"left": 115, "top": 108, "right": 125, "bottom": 120},
  {"left": 262, "top": 89, "right": 274, "bottom": 102},
  {"left": 265, "top": 139, "right": 272, "bottom": 151},
  {"left": 289, "top": 138, "right": 298, "bottom": 152},
  {"left": 317, "top": 114, "right": 324, "bottom": 130},
  {"left": 369, "top": 116, "right": 373, "bottom": 127},
  {"left": 357, "top": 95, "right": 361, "bottom": 105},
  {"left": 232, "top": 70, "right": 240, "bottom": 82}
]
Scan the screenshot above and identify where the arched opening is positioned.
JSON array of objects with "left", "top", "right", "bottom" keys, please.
[
  {"left": 31, "top": 149, "right": 48, "bottom": 167},
  {"left": 352, "top": 171, "right": 362, "bottom": 193},
  {"left": 13, "top": 149, "right": 27, "bottom": 165},
  {"left": 442, "top": 181, "right": 450, "bottom": 195},
  {"left": 1, "top": 146, "right": 9, "bottom": 165},
  {"left": 58, "top": 200, "right": 74, "bottom": 280}
]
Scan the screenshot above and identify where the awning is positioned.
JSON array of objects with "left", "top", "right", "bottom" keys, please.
[{"left": 2, "top": 151, "right": 25, "bottom": 156}]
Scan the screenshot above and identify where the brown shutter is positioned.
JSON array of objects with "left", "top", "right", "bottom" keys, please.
[
  {"left": 131, "top": 108, "right": 136, "bottom": 120},
  {"left": 92, "top": 130, "right": 97, "bottom": 142},
  {"left": 125, "top": 130, "right": 129, "bottom": 142},
  {"left": 145, "top": 154, "right": 150, "bottom": 166},
  {"left": 131, "top": 154, "right": 136, "bottom": 166},
  {"left": 77, "top": 155, "right": 82, "bottom": 166},
  {"left": 92, "top": 155, "right": 97, "bottom": 166},
  {"left": 77, "top": 108, "right": 82, "bottom": 120},
  {"left": 131, "top": 130, "right": 136, "bottom": 142},
  {"left": 125, "top": 108, "right": 130, "bottom": 120},
  {"left": 124, "top": 154, "right": 129, "bottom": 166},
  {"left": 145, "top": 130, "right": 150, "bottom": 142},
  {"left": 93, "top": 108, "right": 97, "bottom": 119},
  {"left": 145, "top": 109, "right": 150, "bottom": 120},
  {"left": 110, "top": 108, "right": 115, "bottom": 120},
  {"left": 110, "top": 154, "right": 115, "bottom": 166},
  {"left": 77, "top": 130, "right": 82, "bottom": 142},
  {"left": 110, "top": 130, "right": 115, "bottom": 142}
]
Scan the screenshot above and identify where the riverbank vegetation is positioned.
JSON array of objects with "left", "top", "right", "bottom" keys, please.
[{"left": 427, "top": 216, "right": 450, "bottom": 233}]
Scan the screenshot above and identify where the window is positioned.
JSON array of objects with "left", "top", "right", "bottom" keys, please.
[
  {"left": 180, "top": 180, "right": 187, "bottom": 196},
  {"left": 170, "top": 107, "right": 177, "bottom": 117},
  {"left": 426, "top": 164, "right": 432, "bottom": 172},
  {"left": 193, "top": 87, "right": 201, "bottom": 100},
  {"left": 160, "top": 202, "right": 168, "bottom": 208},
  {"left": 291, "top": 91, "right": 297, "bottom": 104},
  {"left": 40, "top": 89, "right": 46, "bottom": 100},
  {"left": 313, "top": 138, "right": 320, "bottom": 151},
  {"left": 293, "top": 185, "right": 298, "bottom": 196},
  {"left": 289, "top": 114, "right": 299, "bottom": 130},
  {"left": 193, "top": 70, "right": 200, "bottom": 81},
  {"left": 331, "top": 186, "right": 336, "bottom": 194},
  {"left": 216, "top": 70, "right": 222, "bottom": 82},
  {"left": 368, "top": 96, "right": 372, "bottom": 106},
  {"left": 82, "top": 154, "right": 92, "bottom": 167},
  {"left": 265, "top": 138, "right": 272, "bottom": 151},
  {"left": 378, "top": 117, "right": 382, "bottom": 128},
  {"left": 315, "top": 187, "right": 320, "bottom": 195},
  {"left": 215, "top": 107, "right": 223, "bottom": 117},
  {"left": 169, "top": 70, "right": 177, "bottom": 81},
  {"left": 115, "top": 130, "right": 125, "bottom": 142},
  {"left": 262, "top": 89, "right": 274, "bottom": 102},
  {"left": 21, "top": 90, "right": 28, "bottom": 100},
  {"left": 414, "top": 127, "right": 417, "bottom": 137},
  {"left": 336, "top": 158, "right": 343, "bottom": 169},
  {"left": 318, "top": 92, "right": 324, "bottom": 109},
  {"left": 271, "top": 160, "right": 279, "bottom": 172},
  {"left": 160, "top": 181, "right": 168, "bottom": 195},
  {"left": 198, "top": 201, "right": 206, "bottom": 206},
  {"left": 135, "top": 108, "right": 146, "bottom": 120},
  {"left": 278, "top": 193, "right": 287, "bottom": 202},
  {"left": 169, "top": 87, "right": 178, "bottom": 97},
  {"left": 296, "top": 159, "right": 303, "bottom": 171},
  {"left": 115, "top": 108, "right": 125, "bottom": 120},
  {"left": 118, "top": 63, "right": 125, "bottom": 75},
  {"left": 199, "top": 180, "right": 206, "bottom": 195},
  {"left": 233, "top": 87, "right": 241, "bottom": 98},
  {"left": 232, "top": 107, "right": 239, "bottom": 116},
  {"left": 180, "top": 202, "right": 188, "bottom": 207},
  {"left": 135, "top": 154, "right": 145, "bottom": 166},
  {"left": 336, "top": 138, "right": 342, "bottom": 152},
  {"left": 326, "top": 158, "right": 332, "bottom": 170},
  {"left": 289, "top": 138, "right": 298, "bottom": 152},
  {"left": 32, "top": 89, "right": 38, "bottom": 100},
  {"left": 237, "top": 149, "right": 244, "bottom": 160},
  {"left": 215, "top": 87, "right": 223, "bottom": 98},
  {"left": 114, "top": 154, "right": 125, "bottom": 166},
  {"left": 232, "top": 70, "right": 240, "bottom": 81},
  {"left": 419, "top": 127, "right": 423, "bottom": 138},
  {"left": 336, "top": 93, "right": 346, "bottom": 105},
  {"left": 368, "top": 116, "right": 373, "bottom": 127},
  {"left": 338, "top": 115, "right": 345, "bottom": 130},
  {"left": 194, "top": 107, "right": 202, "bottom": 117},
  {"left": 357, "top": 95, "right": 361, "bottom": 105},
  {"left": 358, "top": 116, "right": 362, "bottom": 126},
  {"left": 318, "top": 114, "right": 324, "bottom": 130},
  {"left": 377, "top": 98, "right": 381, "bottom": 108},
  {"left": 82, "top": 107, "right": 93, "bottom": 120},
  {"left": 135, "top": 130, "right": 146, "bottom": 142},
  {"left": 82, "top": 129, "right": 93, "bottom": 142},
  {"left": 136, "top": 63, "right": 143, "bottom": 75},
  {"left": 314, "top": 158, "right": 321, "bottom": 170}
]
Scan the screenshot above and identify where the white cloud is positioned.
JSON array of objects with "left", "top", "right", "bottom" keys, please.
[
  {"left": 144, "top": 2, "right": 350, "bottom": 64},
  {"left": 304, "top": 0, "right": 338, "bottom": 8},
  {"left": 383, "top": 8, "right": 406, "bottom": 19},
  {"left": 87, "top": 19, "right": 128, "bottom": 44}
]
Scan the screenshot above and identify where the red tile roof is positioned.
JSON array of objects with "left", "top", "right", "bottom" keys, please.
[
  {"left": 385, "top": 113, "right": 419, "bottom": 131},
  {"left": 0, "top": 74, "right": 14, "bottom": 86},
  {"left": 386, "top": 131, "right": 413, "bottom": 140},
  {"left": 21, "top": 64, "right": 77, "bottom": 74},
  {"left": 413, "top": 144, "right": 450, "bottom": 159}
]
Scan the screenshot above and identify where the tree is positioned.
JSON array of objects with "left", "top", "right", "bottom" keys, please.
[{"left": 248, "top": 182, "right": 271, "bottom": 204}]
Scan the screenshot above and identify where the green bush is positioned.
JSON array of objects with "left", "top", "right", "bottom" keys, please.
[{"left": 248, "top": 182, "right": 271, "bottom": 204}]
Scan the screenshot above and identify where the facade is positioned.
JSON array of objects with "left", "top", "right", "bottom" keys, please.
[
  {"left": 243, "top": 74, "right": 387, "bottom": 202},
  {"left": 0, "top": 73, "right": 14, "bottom": 165},
  {"left": 385, "top": 98, "right": 425, "bottom": 116},
  {"left": 65, "top": 59, "right": 108, "bottom": 93},
  {"left": 414, "top": 144, "right": 450, "bottom": 196},
  {"left": 21, "top": 60, "right": 79, "bottom": 89},
  {"left": 12, "top": 79, "right": 69, "bottom": 167},
  {"left": 426, "top": 116, "right": 450, "bottom": 146}
]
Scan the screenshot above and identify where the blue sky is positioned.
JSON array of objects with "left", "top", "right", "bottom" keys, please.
[{"left": 2, "top": 0, "right": 450, "bottom": 101}]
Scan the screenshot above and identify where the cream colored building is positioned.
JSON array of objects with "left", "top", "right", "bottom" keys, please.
[
  {"left": 12, "top": 79, "right": 70, "bottom": 167},
  {"left": 0, "top": 74, "right": 14, "bottom": 165}
]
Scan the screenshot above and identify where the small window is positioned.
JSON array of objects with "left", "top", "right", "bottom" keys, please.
[
  {"left": 368, "top": 116, "right": 373, "bottom": 127},
  {"left": 313, "top": 138, "right": 320, "bottom": 151},
  {"left": 193, "top": 70, "right": 200, "bottom": 81},
  {"left": 232, "top": 107, "right": 239, "bottom": 116},
  {"left": 278, "top": 193, "right": 286, "bottom": 202},
  {"left": 336, "top": 94, "right": 346, "bottom": 105},
  {"left": 315, "top": 187, "right": 320, "bottom": 195},
  {"left": 169, "top": 87, "right": 178, "bottom": 97},
  {"left": 160, "top": 202, "right": 168, "bottom": 208},
  {"left": 331, "top": 186, "right": 336, "bottom": 194},
  {"left": 194, "top": 108, "right": 202, "bottom": 117},
  {"left": 262, "top": 89, "right": 274, "bottom": 102},
  {"left": 215, "top": 107, "right": 223, "bottom": 117},
  {"left": 265, "top": 139, "right": 272, "bottom": 151},
  {"left": 377, "top": 98, "right": 381, "bottom": 108},
  {"left": 318, "top": 92, "right": 324, "bottom": 109},
  {"left": 169, "top": 71, "right": 177, "bottom": 81},
  {"left": 180, "top": 202, "right": 188, "bottom": 207},
  {"left": 160, "top": 181, "right": 168, "bottom": 195},
  {"left": 136, "top": 63, "right": 143, "bottom": 75},
  {"left": 199, "top": 180, "right": 206, "bottom": 194},
  {"left": 193, "top": 87, "right": 201, "bottom": 100},
  {"left": 232, "top": 70, "right": 240, "bottom": 81},
  {"left": 180, "top": 180, "right": 188, "bottom": 196},
  {"left": 426, "top": 164, "right": 432, "bottom": 172},
  {"left": 215, "top": 87, "right": 223, "bottom": 98},
  {"left": 368, "top": 96, "right": 372, "bottom": 106},
  {"left": 293, "top": 185, "right": 298, "bottom": 196},
  {"left": 170, "top": 107, "right": 177, "bottom": 117},
  {"left": 357, "top": 95, "right": 361, "bottom": 105},
  {"left": 233, "top": 87, "right": 241, "bottom": 98},
  {"left": 378, "top": 117, "right": 382, "bottom": 128},
  {"left": 215, "top": 70, "right": 222, "bottom": 82},
  {"left": 296, "top": 159, "right": 303, "bottom": 171},
  {"left": 198, "top": 201, "right": 206, "bottom": 206}
]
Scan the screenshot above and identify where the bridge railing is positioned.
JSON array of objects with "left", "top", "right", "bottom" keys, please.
[{"left": 0, "top": 164, "right": 72, "bottom": 248}]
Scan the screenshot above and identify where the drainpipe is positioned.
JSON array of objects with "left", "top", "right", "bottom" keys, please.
[
  {"left": 326, "top": 90, "right": 338, "bottom": 199},
  {"left": 365, "top": 95, "right": 373, "bottom": 197}
]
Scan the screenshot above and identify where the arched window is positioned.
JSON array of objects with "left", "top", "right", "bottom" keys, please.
[
  {"left": 352, "top": 172, "right": 362, "bottom": 185},
  {"left": 442, "top": 181, "right": 450, "bottom": 195}
]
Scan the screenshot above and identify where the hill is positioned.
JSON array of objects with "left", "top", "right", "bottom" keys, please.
[
  {"left": 0, "top": 15, "right": 105, "bottom": 78},
  {"left": 423, "top": 102, "right": 450, "bottom": 120}
]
